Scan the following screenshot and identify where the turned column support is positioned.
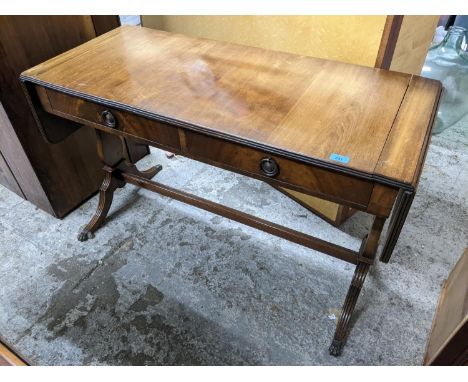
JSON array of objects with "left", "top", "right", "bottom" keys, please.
[{"left": 77, "top": 131, "right": 161, "bottom": 241}]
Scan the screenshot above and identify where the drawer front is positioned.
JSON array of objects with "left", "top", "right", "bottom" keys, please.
[
  {"left": 37, "top": 86, "right": 374, "bottom": 208},
  {"left": 38, "top": 86, "right": 181, "bottom": 152},
  {"left": 183, "top": 130, "right": 374, "bottom": 208}
]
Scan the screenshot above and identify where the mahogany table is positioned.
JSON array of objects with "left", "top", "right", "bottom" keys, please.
[{"left": 21, "top": 25, "right": 442, "bottom": 356}]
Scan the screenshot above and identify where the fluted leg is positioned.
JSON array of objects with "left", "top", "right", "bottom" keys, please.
[
  {"left": 379, "top": 190, "right": 414, "bottom": 263},
  {"left": 329, "top": 216, "right": 386, "bottom": 356},
  {"left": 329, "top": 262, "right": 370, "bottom": 356}
]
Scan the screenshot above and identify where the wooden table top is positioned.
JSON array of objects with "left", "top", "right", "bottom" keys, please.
[{"left": 21, "top": 25, "right": 441, "bottom": 188}]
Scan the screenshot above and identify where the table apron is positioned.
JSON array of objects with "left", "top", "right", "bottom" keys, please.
[{"left": 33, "top": 85, "right": 398, "bottom": 215}]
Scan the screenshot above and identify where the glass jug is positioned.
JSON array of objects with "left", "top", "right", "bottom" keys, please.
[{"left": 421, "top": 26, "right": 468, "bottom": 134}]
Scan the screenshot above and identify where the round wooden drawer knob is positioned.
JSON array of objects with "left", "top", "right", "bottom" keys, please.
[
  {"left": 260, "top": 157, "right": 279, "bottom": 177},
  {"left": 101, "top": 110, "right": 117, "bottom": 128}
]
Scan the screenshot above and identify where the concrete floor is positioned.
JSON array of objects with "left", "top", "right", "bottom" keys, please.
[{"left": 0, "top": 116, "right": 467, "bottom": 365}]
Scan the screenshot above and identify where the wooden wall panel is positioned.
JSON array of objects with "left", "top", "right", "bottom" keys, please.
[
  {"left": 142, "top": 16, "right": 388, "bottom": 67},
  {"left": 389, "top": 16, "right": 439, "bottom": 74}
]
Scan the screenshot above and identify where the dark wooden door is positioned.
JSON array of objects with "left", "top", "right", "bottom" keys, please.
[{"left": 0, "top": 16, "right": 148, "bottom": 217}]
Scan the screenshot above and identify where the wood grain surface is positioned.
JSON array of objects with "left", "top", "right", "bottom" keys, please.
[
  {"left": 37, "top": 85, "right": 375, "bottom": 209},
  {"left": 0, "top": 339, "right": 28, "bottom": 366},
  {"left": 21, "top": 25, "right": 441, "bottom": 188},
  {"left": 374, "top": 76, "right": 442, "bottom": 186},
  {"left": 424, "top": 249, "right": 468, "bottom": 365}
]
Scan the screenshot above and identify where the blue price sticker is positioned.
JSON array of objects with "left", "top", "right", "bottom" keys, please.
[{"left": 329, "top": 153, "right": 350, "bottom": 164}]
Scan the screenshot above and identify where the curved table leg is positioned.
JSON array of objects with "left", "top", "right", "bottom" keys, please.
[
  {"left": 77, "top": 162, "right": 162, "bottom": 242},
  {"left": 122, "top": 162, "right": 162, "bottom": 179},
  {"left": 118, "top": 135, "right": 162, "bottom": 180},
  {"left": 329, "top": 216, "right": 386, "bottom": 356},
  {"left": 78, "top": 166, "right": 124, "bottom": 241}
]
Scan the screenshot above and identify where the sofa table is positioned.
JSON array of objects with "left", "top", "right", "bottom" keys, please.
[{"left": 21, "top": 25, "right": 442, "bottom": 356}]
